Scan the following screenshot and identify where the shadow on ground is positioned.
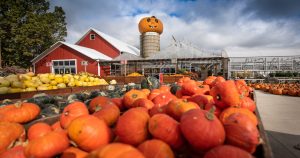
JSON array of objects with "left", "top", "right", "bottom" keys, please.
[{"left": 266, "top": 130, "right": 300, "bottom": 158}]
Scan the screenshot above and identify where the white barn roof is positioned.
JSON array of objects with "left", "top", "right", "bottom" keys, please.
[
  {"left": 31, "top": 41, "right": 112, "bottom": 63},
  {"left": 76, "top": 28, "right": 140, "bottom": 56}
]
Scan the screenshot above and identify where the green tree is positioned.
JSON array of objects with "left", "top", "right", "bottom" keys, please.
[{"left": 0, "top": 0, "right": 67, "bottom": 68}]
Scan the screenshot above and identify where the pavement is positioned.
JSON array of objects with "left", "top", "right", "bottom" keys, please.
[{"left": 255, "top": 90, "right": 300, "bottom": 158}]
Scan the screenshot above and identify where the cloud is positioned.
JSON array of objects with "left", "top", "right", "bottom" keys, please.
[{"left": 50, "top": 0, "right": 300, "bottom": 57}]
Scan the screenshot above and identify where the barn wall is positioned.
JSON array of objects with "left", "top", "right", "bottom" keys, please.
[
  {"left": 34, "top": 45, "right": 99, "bottom": 75},
  {"left": 77, "top": 30, "right": 120, "bottom": 58}
]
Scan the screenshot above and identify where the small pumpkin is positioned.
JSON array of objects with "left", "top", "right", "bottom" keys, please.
[
  {"left": 86, "top": 143, "right": 145, "bottom": 158},
  {"left": 115, "top": 107, "right": 150, "bottom": 146},
  {"left": 219, "top": 107, "right": 258, "bottom": 126},
  {"left": 180, "top": 109, "right": 225, "bottom": 152},
  {"left": 24, "top": 131, "right": 69, "bottom": 158},
  {"left": 67, "top": 115, "right": 110, "bottom": 152},
  {"left": 187, "top": 94, "right": 214, "bottom": 109},
  {"left": 152, "top": 92, "right": 177, "bottom": 107},
  {"left": 123, "top": 89, "right": 147, "bottom": 109},
  {"left": 203, "top": 76, "right": 217, "bottom": 87},
  {"left": 138, "top": 139, "right": 175, "bottom": 158},
  {"left": 0, "top": 102, "right": 40, "bottom": 123},
  {"left": 60, "top": 101, "right": 89, "bottom": 129},
  {"left": 89, "top": 96, "right": 115, "bottom": 113},
  {"left": 166, "top": 99, "right": 200, "bottom": 121},
  {"left": 139, "top": 16, "right": 163, "bottom": 34},
  {"left": 27, "top": 122, "right": 52, "bottom": 141},
  {"left": 203, "top": 145, "right": 253, "bottom": 158},
  {"left": 92, "top": 104, "right": 120, "bottom": 126},
  {"left": 148, "top": 89, "right": 162, "bottom": 100},
  {"left": 148, "top": 114, "right": 184, "bottom": 149},
  {"left": 240, "top": 97, "right": 256, "bottom": 112},
  {"left": 111, "top": 98, "right": 125, "bottom": 111},
  {"left": 132, "top": 98, "right": 155, "bottom": 110}
]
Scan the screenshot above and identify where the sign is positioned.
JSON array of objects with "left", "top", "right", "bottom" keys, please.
[
  {"left": 81, "top": 61, "right": 88, "bottom": 66},
  {"left": 46, "top": 62, "right": 52, "bottom": 67},
  {"left": 159, "top": 73, "right": 163, "bottom": 84},
  {"left": 120, "top": 60, "right": 127, "bottom": 64}
]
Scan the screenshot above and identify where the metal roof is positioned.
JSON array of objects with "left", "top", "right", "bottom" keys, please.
[
  {"left": 76, "top": 28, "right": 140, "bottom": 56},
  {"left": 31, "top": 41, "right": 112, "bottom": 63}
]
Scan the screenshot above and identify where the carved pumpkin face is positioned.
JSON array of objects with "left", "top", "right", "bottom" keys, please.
[{"left": 139, "top": 16, "right": 163, "bottom": 34}]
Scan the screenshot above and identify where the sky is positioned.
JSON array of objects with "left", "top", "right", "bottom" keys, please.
[{"left": 50, "top": 0, "right": 300, "bottom": 57}]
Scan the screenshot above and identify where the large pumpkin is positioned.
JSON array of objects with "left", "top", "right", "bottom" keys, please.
[
  {"left": 180, "top": 109, "right": 225, "bottom": 152},
  {"left": 60, "top": 101, "right": 89, "bottom": 129},
  {"left": 24, "top": 131, "right": 69, "bottom": 158},
  {"left": 0, "top": 122, "right": 25, "bottom": 153},
  {"left": 86, "top": 143, "right": 145, "bottom": 158},
  {"left": 138, "top": 16, "right": 163, "bottom": 34},
  {"left": 223, "top": 113, "right": 260, "bottom": 153},
  {"left": 115, "top": 107, "right": 150, "bottom": 146},
  {"left": 67, "top": 115, "right": 110, "bottom": 152},
  {"left": 0, "top": 102, "right": 40, "bottom": 123},
  {"left": 203, "top": 145, "right": 253, "bottom": 158},
  {"left": 148, "top": 114, "right": 184, "bottom": 149},
  {"left": 138, "top": 139, "right": 175, "bottom": 158}
]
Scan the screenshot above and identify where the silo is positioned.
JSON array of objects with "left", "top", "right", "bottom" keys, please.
[{"left": 138, "top": 16, "right": 163, "bottom": 58}]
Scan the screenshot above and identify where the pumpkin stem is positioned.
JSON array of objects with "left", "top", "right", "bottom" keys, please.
[{"left": 205, "top": 106, "right": 216, "bottom": 121}]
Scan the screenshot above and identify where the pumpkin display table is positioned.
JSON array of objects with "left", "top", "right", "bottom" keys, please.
[{"left": 0, "top": 76, "right": 273, "bottom": 157}]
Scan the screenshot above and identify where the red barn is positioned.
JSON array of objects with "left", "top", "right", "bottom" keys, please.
[{"left": 31, "top": 28, "right": 140, "bottom": 76}]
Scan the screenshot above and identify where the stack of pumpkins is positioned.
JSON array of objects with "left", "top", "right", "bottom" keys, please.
[
  {"left": 0, "top": 72, "right": 109, "bottom": 94},
  {"left": 0, "top": 76, "right": 260, "bottom": 158},
  {"left": 250, "top": 82, "right": 300, "bottom": 96}
]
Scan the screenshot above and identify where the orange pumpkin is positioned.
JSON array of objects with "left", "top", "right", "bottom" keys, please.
[
  {"left": 92, "top": 104, "right": 120, "bottom": 126},
  {"left": 61, "top": 147, "right": 88, "bottom": 158},
  {"left": 0, "top": 122, "right": 25, "bottom": 153},
  {"left": 141, "top": 88, "right": 151, "bottom": 96},
  {"left": 0, "top": 145, "right": 26, "bottom": 158},
  {"left": 138, "top": 139, "right": 175, "bottom": 158},
  {"left": 60, "top": 101, "right": 89, "bottom": 129},
  {"left": 123, "top": 89, "right": 147, "bottom": 108},
  {"left": 204, "top": 145, "right": 253, "bottom": 158},
  {"left": 159, "top": 85, "right": 171, "bottom": 93},
  {"left": 89, "top": 96, "right": 116, "bottom": 113},
  {"left": 203, "top": 76, "right": 217, "bottom": 87},
  {"left": 0, "top": 102, "right": 40, "bottom": 123},
  {"left": 138, "top": 16, "right": 163, "bottom": 34},
  {"left": 115, "top": 107, "right": 150, "bottom": 146},
  {"left": 24, "top": 131, "right": 69, "bottom": 158},
  {"left": 187, "top": 94, "right": 214, "bottom": 109},
  {"left": 152, "top": 92, "right": 177, "bottom": 107},
  {"left": 166, "top": 99, "right": 200, "bottom": 121},
  {"left": 27, "top": 122, "right": 52, "bottom": 141},
  {"left": 223, "top": 113, "right": 260, "bottom": 153},
  {"left": 86, "top": 143, "right": 145, "bottom": 158},
  {"left": 148, "top": 114, "right": 184, "bottom": 149},
  {"left": 111, "top": 98, "right": 125, "bottom": 111},
  {"left": 132, "top": 98, "right": 155, "bottom": 110},
  {"left": 219, "top": 107, "right": 258, "bottom": 126},
  {"left": 148, "top": 89, "right": 162, "bottom": 100},
  {"left": 67, "top": 115, "right": 110, "bottom": 152}
]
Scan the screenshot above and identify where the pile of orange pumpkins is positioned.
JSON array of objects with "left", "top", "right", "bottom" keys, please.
[
  {"left": 0, "top": 76, "right": 260, "bottom": 158},
  {"left": 249, "top": 82, "right": 300, "bottom": 96}
]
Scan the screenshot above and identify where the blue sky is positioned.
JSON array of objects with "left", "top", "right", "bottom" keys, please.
[{"left": 50, "top": 0, "right": 300, "bottom": 57}]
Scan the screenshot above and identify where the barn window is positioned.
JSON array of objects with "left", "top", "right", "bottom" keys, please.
[
  {"left": 90, "top": 34, "right": 95, "bottom": 40},
  {"left": 52, "top": 59, "right": 76, "bottom": 74}
]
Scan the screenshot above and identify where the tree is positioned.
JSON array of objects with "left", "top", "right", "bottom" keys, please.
[{"left": 0, "top": 0, "right": 67, "bottom": 68}]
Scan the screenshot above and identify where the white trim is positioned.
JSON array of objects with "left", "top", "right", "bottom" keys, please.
[
  {"left": 90, "top": 34, "right": 96, "bottom": 40},
  {"left": 97, "top": 62, "right": 100, "bottom": 76},
  {"left": 51, "top": 59, "right": 77, "bottom": 74}
]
